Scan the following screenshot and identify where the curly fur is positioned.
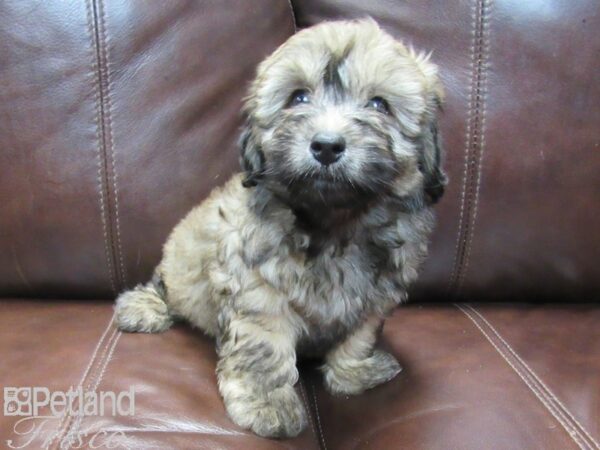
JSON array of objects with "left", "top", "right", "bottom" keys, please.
[{"left": 115, "top": 19, "right": 445, "bottom": 438}]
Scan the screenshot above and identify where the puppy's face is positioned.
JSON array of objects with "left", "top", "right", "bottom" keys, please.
[{"left": 241, "top": 20, "right": 446, "bottom": 209}]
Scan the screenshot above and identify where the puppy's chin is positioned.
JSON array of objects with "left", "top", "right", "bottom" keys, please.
[
  {"left": 273, "top": 171, "right": 377, "bottom": 210},
  {"left": 264, "top": 150, "right": 401, "bottom": 211}
]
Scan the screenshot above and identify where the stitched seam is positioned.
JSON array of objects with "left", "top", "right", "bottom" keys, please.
[
  {"left": 85, "top": 0, "right": 116, "bottom": 295},
  {"left": 97, "top": 0, "right": 127, "bottom": 288},
  {"left": 468, "top": 306, "right": 600, "bottom": 450},
  {"left": 310, "top": 380, "right": 328, "bottom": 450},
  {"left": 448, "top": 0, "right": 491, "bottom": 295},
  {"left": 50, "top": 328, "right": 119, "bottom": 450},
  {"left": 299, "top": 378, "right": 321, "bottom": 449},
  {"left": 458, "top": 2, "right": 492, "bottom": 290},
  {"left": 456, "top": 304, "right": 591, "bottom": 450},
  {"left": 45, "top": 321, "right": 115, "bottom": 449},
  {"left": 457, "top": 304, "right": 588, "bottom": 450},
  {"left": 286, "top": 0, "right": 298, "bottom": 32},
  {"left": 44, "top": 315, "right": 116, "bottom": 450},
  {"left": 460, "top": 0, "right": 490, "bottom": 289},
  {"left": 87, "top": 0, "right": 123, "bottom": 292},
  {"left": 448, "top": 0, "right": 480, "bottom": 292},
  {"left": 448, "top": 12, "right": 475, "bottom": 293},
  {"left": 62, "top": 331, "right": 122, "bottom": 449}
]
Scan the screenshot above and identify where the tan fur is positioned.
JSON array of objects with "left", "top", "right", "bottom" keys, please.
[{"left": 115, "top": 19, "right": 445, "bottom": 438}]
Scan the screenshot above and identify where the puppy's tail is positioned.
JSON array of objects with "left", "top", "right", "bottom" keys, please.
[{"left": 115, "top": 271, "right": 172, "bottom": 333}]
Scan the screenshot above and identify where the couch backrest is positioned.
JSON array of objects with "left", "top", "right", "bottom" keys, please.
[
  {"left": 293, "top": 1, "right": 600, "bottom": 302},
  {"left": 0, "top": 0, "right": 295, "bottom": 298},
  {"left": 1, "top": 0, "right": 598, "bottom": 301}
]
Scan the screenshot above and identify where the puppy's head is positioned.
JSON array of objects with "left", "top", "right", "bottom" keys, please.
[{"left": 240, "top": 19, "right": 446, "bottom": 209}]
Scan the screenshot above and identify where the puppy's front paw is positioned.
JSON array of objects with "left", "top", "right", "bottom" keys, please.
[
  {"left": 225, "top": 384, "right": 307, "bottom": 438},
  {"left": 115, "top": 285, "right": 172, "bottom": 333},
  {"left": 323, "top": 349, "right": 402, "bottom": 396}
]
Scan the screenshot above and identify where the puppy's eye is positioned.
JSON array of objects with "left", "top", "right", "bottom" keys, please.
[
  {"left": 366, "top": 96, "right": 390, "bottom": 114},
  {"left": 288, "top": 89, "right": 310, "bottom": 107}
]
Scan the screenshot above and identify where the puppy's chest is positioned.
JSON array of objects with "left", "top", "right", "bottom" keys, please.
[
  {"left": 243, "top": 203, "right": 431, "bottom": 347},
  {"left": 259, "top": 230, "right": 405, "bottom": 326},
  {"left": 289, "top": 236, "right": 408, "bottom": 355}
]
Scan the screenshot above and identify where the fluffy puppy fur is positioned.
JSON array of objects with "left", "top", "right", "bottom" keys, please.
[{"left": 115, "top": 19, "right": 446, "bottom": 438}]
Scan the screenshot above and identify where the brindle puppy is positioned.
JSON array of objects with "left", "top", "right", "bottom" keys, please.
[{"left": 115, "top": 19, "right": 446, "bottom": 438}]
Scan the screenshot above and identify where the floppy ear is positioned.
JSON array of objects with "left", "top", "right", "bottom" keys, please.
[
  {"left": 418, "top": 95, "right": 447, "bottom": 205},
  {"left": 239, "top": 118, "right": 265, "bottom": 188}
]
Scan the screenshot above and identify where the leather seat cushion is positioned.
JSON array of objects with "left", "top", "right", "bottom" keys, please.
[{"left": 1, "top": 300, "right": 597, "bottom": 449}]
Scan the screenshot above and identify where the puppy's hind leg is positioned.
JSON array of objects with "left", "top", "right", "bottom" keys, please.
[{"left": 115, "top": 272, "right": 172, "bottom": 333}]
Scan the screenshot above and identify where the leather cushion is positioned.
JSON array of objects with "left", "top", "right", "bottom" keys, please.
[{"left": 1, "top": 300, "right": 597, "bottom": 449}]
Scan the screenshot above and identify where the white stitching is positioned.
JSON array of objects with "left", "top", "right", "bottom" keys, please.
[
  {"left": 448, "top": 0, "right": 492, "bottom": 294},
  {"left": 457, "top": 304, "right": 588, "bottom": 450},
  {"left": 98, "top": 0, "right": 127, "bottom": 288},
  {"left": 53, "top": 328, "right": 120, "bottom": 450},
  {"left": 299, "top": 378, "right": 320, "bottom": 447},
  {"left": 467, "top": 305, "right": 600, "bottom": 450},
  {"left": 47, "top": 4, "right": 119, "bottom": 421},
  {"left": 448, "top": 0, "right": 477, "bottom": 292},
  {"left": 458, "top": 2, "right": 492, "bottom": 289},
  {"left": 85, "top": 0, "right": 116, "bottom": 295},
  {"left": 44, "top": 314, "right": 116, "bottom": 450},
  {"left": 61, "top": 331, "right": 122, "bottom": 450},
  {"left": 45, "top": 320, "right": 116, "bottom": 449},
  {"left": 456, "top": 304, "right": 590, "bottom": 450},
  {"left": 310, "top": 380, "right": 328, "bottom": 450}
]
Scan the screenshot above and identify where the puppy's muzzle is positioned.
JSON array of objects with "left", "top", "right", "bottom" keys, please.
[{"left": 310, "top": 132, "right": 346, "bottom": 166}]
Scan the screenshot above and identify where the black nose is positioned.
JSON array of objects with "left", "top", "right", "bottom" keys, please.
[{"left": 310, "top": 132, "right": 346, "bottom": 165}]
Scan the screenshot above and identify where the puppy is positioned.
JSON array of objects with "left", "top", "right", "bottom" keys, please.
[{"left": 115, "top": 19, "right": 446, "bottom": 438}]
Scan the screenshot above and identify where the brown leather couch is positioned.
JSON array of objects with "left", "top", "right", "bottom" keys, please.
[{"left": 1, "top": 1, "right": 598, "bottom": 449}]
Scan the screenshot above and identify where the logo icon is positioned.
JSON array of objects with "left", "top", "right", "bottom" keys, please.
[{"left": 4, "top": 388, "right": 32, "bottom": 416}]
